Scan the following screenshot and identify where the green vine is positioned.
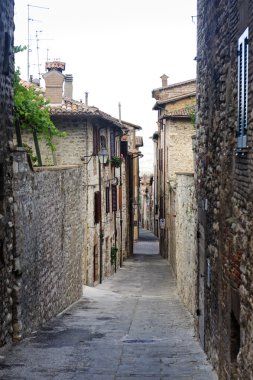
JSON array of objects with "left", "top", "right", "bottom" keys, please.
[{"left": 13, "top": 46, "right": 66, "bottom": 159}]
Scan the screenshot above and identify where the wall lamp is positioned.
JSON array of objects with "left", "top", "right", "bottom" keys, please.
[
  {"left": 80, "top": 147, "right": 109, "bottom": 165},
  {"left": 105, "top": 176, "right": 119, "bottom": 186},
  {"left": 98, "top": 147, "right": 109, "bottom": 165},
  {"left": 131, "top": 152, "right": 143, "bottom": 159}
]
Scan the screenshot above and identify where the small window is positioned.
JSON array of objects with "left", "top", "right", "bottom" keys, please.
[
  {"left": 112, "top": 185, "right": 117, "bottom": 212},
  {"left": 106, "top": 186, "right": 110, "bottom": 213},
  {"left": 110, "top": 131, "right": 116, "bottom": 158},
  {"left": 237, "top": 27, "right": 249, "bottom": 148},
  {"left": 94, "top": 191, "right": 101, "bottom": 224}
]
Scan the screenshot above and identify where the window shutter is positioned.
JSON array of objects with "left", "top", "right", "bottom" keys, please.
[
  {"left": 110, "top": 131, "right": 116, "bottom": 158},
  {"left": 93, "top": 128, "right": 100, "bottom": 155},
  {"left": 119, "top": 185, "right": 122, "bottom": 210},
  {"left": 237, "top": 27, "right": 249, "bottom": 148},
  {"left": 94, "top": 191, "right": 101, "bottom": 224},
  {"left": 112, "top": 185, "right": 117, "bottom": 212},
  {"left": 106, "top": 186, "right": 110, "bottom": 213},
  {"left": 159, "top": 149, "right": 163, "bottom": 170}
]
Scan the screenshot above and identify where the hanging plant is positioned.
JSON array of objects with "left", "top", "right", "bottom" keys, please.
[
  {"left": 111, "top": 246, "right": 118, "bottom": 264},
  {"left": 110, "top": 155, "right": 123, "bottom": 168}
]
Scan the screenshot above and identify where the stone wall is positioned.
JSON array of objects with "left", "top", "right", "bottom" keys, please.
[
  {"left": 166, "top": 119, "right": 194, "bottom": 181},
  {"left": 12, "top": 150, "right": 84, "bottom": 338},
  {"left": 196, "top": 0, "right": 253, "bottom": 378},
  {"left": 175, "top": 173, "right": 197, "bottom": 316},
  {"left": 0, "top": 0, "right": 15, "bottom": 346}
]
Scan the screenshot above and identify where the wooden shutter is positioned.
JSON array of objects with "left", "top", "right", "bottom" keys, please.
[
  {"left": 94, "top": 191, "right": 101, "bottom": 224},
  {"left": 110, "top": 131, "right": 116, "bottom": 158},
  {"left": 119, "top": 185, "right": 122, "bottom": 210},
  {"left": 112, "top": 185, "right": 117, "bottom": 212},
  {"left": 159, "top": 149, "right": 163, "bottom": 170},
  {"left": 106, "top": 186, "right": 110, "bottom": 213},
  {"left": 237, "top": 27, "right": 249, "bottom": 148},
  {"left": 93, "top": 128, "right": 100, "bottom": 155}
]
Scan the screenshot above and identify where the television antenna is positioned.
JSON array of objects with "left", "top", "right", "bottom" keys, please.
[{"left": 27, "top": 4, "right": 49, "bottom": 81}]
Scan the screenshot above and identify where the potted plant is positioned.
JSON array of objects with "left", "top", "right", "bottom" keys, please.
[{"left": 110, "top": 155, "right": 123, "bottom": 168}]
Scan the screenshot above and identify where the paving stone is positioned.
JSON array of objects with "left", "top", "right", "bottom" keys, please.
[{"left": 0, "top": 228, "right": 217, "bottom": 380}]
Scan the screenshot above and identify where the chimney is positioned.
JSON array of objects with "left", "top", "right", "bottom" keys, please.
[
  {"left": 64, "top": 74, "right": 73, "bottom": 99},
  {"left": 42, "top": 61, "right": 66, "bottom": 103},
  {"left": 85, "top": 92, "right": 88, "bottom": 106},
  {"left": 160, "top": 74, "right": 169, "bottom": 88}
]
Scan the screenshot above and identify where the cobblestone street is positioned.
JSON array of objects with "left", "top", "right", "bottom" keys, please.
[{"left": 0, "top": 229, "right": 217, "bottom": 380}]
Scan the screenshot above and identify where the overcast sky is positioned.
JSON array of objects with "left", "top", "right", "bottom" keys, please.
[{"left": 14, "top": 0, "right": 197, "bottom": 174}]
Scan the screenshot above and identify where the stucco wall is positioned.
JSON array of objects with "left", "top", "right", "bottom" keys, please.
[{"left": 12, "top": 150, "right": 84, "bottom": 338}]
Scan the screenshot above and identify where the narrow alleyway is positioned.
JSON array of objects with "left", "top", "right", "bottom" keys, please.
[{"left": 0, "top": 229, "right": 217, "bottom": 380}]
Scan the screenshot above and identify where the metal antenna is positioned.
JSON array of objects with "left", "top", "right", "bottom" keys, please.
[
  {"left": 36, "top": 30, "right": 43, "bottom": 82},
  {"left": 27, "top": 4, "right": 49, "bottom": 81}
]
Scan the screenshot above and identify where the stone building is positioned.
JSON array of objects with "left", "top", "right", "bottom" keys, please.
[
  {"left": 0, "top": 0, "right": 15, "bottom": 346},
  {"left": 140, "top": 174, "right": 154, "bottom": 232},
  {"left": 196, "top": 0, "right": 253, "bottom": 378},
  {"left": 20, "top": 61, "right": 143, "bottom": 286},
  {"left": 152, "top": 76, "right": 197, "bottom": 314}
]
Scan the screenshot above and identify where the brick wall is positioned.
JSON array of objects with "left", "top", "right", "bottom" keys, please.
[
  {"left": 196, "top": 0, "right": 253, "bottom": 378},
  {"left": 0, "top": 0, "right": 15, "bottom": 346},
  {"left": 12, "top": 150, "right": 84, "bottom": 338}
]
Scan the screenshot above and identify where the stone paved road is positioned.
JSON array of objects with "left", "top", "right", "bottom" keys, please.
[{"left": 0, "top": 228, "right": 217, "bottom": 380}]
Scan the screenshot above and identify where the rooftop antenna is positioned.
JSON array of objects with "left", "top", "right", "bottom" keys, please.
[
  {"left": 27, "top": 4, "right": 49, "bottom": 81},
  {"left": 35, "top": 30, "right": 43, "bottom": 83}
]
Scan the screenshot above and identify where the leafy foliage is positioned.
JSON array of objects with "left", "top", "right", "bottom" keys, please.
[
  {"left": 110, "top": 155, "right": 123, "bottom": 168},
  {"left": 14, "top": 68, "right": 66, "bottom": 153},
  {"left": 13, "top": 46, "right": 66, "bottom": 161}
]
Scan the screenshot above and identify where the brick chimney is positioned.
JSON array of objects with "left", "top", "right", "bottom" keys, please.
[
  {"left": 64, "top": 74, "right": 73, "bottom": 99},
  {"left": 160, "top": 74, "right": 169, "bottom": 88},
  {"left": 43, "top": 61, "right": 66, "bottom": 103}
]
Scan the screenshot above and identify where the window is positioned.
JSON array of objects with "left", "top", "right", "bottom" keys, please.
[
  {"left": 94, "top": 191, "right": 101, "bottom": 224},
  {"left": 112, "top": 185, "right": 117, "bottom": 212},
  {"left": 237, "top": 27, "right": 249, "bottom": 148},
  {"left": 110, "top": 131, "right": 116, "bottom": 158},
  {"left": 106, "top": 186, "right": 110, "bottom": 213}
]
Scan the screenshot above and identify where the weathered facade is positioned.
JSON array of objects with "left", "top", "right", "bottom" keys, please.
[
  {"left": 12, "top": 152, "right": 84, "bottom": 338},
  {"left": 0, "top": 0, "right": 15, "bottom": 346},
  {"left": 140, "top": 174, "right": 154, "bottom": 232},
  {"left": 196, "top": 0, "right": 253, "bottom": 378},
  {"left": 20, "top": 61, "right": 143, "bottom": 286},
  {"left": 152, "top": 76, "right": 197, "bottom": 314}
]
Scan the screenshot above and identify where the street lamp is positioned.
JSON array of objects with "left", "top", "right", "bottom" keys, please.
[{"left": 98, "top": 147, "right": 109, "bottom": 165}]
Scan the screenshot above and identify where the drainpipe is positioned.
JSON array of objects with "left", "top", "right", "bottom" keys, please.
[
  {"left": 120, "top": 163, "right": 123, "bottom": 267},
  {"left": 99, "top": 158, "right": 103, "bottom": 284}
]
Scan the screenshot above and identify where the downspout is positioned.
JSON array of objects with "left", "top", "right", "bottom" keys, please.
[
  {"left": 163, "top": 119, "right": 166, "bottom": 258},
  {"left": 98, "top": 155, "right": 103, "bottom": 284},
  {"left": 118, "top": 102, "right": 123, "bottom": 267}
]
